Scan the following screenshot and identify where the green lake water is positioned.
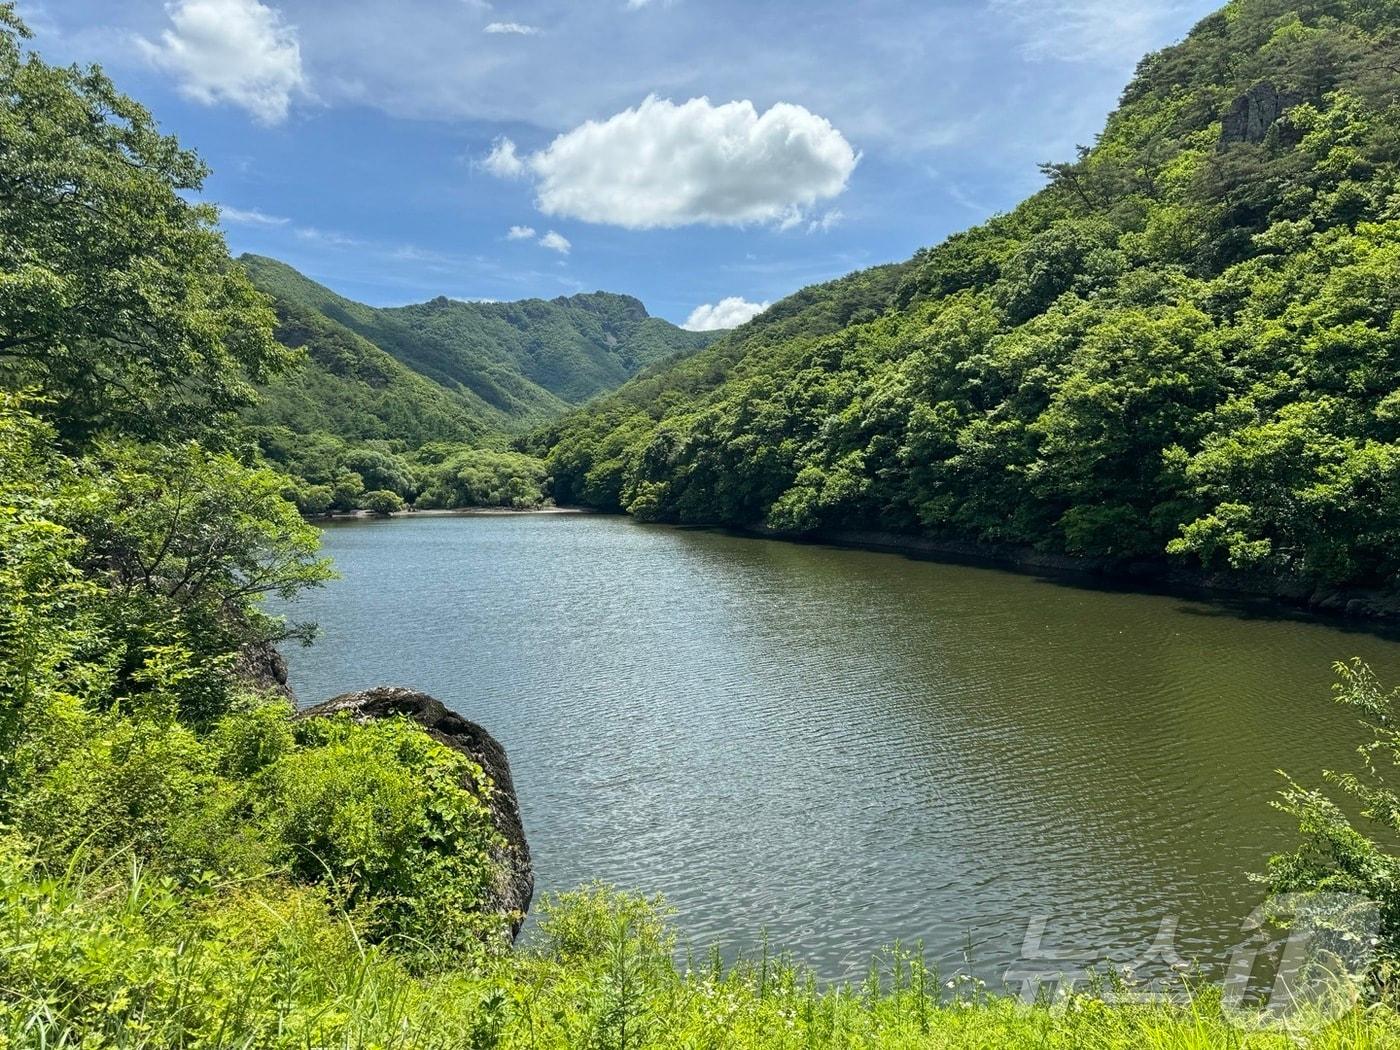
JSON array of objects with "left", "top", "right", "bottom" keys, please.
[{"left": 283, "top": 512, "right": 1400, "bottom": 985}]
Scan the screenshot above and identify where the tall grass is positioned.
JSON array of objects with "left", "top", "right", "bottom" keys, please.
[{"left": 2, "top": 853, "right": 1397, "bottom": 1049}]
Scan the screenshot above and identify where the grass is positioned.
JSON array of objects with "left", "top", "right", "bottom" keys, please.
[{"left": 3, "top": 850, "right": 1399, "bottom": 1050}]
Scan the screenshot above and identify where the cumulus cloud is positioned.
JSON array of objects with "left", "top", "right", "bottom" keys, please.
[
  {"left": 484, "top": 21, "right": 539, "bottom": 34},
  {"left": 483, "top": 137, "right": 527, "bottom": 178},
  {"left": 486, "top": 96, "right": 857, "bottom": 229},
  {"left": 138, "top": 0, "right": 305, "bottom": 124},
  {"left": 538, "top": 230, "right": 571, "bottom": 254},
  {"left": 808, "top": 209, "right": 844, "bottom": 234},
  {"left": 219, "top": 205, "right": 290, "bottom": 226},
  {"left": 505, "top": 224, "right": 568, "bottom": 252},
  {"left": 682, "top": 296, "right": 770, "bottom": 331}
]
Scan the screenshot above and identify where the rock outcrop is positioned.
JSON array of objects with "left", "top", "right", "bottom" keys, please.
[
  {"left": 1219, "top": 81, "right": 1299, "bottom": 147},
  {"left": 295, "top": 686, "right": 534, "bottom": 938},
  {"left": 233, "top": 641, "right": 293, "bottom": 699}
]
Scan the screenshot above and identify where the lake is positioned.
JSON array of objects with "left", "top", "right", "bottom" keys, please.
[{"left": 282, "top": 512, "right": 1400, "bottom": 987}]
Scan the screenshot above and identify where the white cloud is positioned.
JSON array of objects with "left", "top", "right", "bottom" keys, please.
[
  {"left": 990, "top": 0, "right": 1192, "bottom": 64},
  {"left": 682, "top": 296, "right": 770, "bottom": 331},
  {"left": 489, "top": 96, "right": 857, "bottom": 230},
  {"left": 391, "top": 245, "right": 450, "bottom": 263},
  {"left": 110, "top": 0, "right": 1204, "bottom": 172},
  {"left": 505, "top": 224, "right": 569, "bottom": 252},
  {"left": 220, "top": 204, "right": 290, "bottom": 226},
  {"left": 538, "top": 230, "right": 571, "bottom": 254},
  {"left": 295, "top": 225, "right": 361, "bottom": 247},
  {"left": 807, "top": 209, "right": 844, "bottom": 234},
  {"left": 138, "top": 0, "right": 305, "bottom": 124},
  {"left": 483, "top": 137, "right": 527, "bottom": 178},
  {"left": 776, "top": 208, "right": 804, "bottom": 232},
  {"left": 484, "top": 21, "right": 539, "bottom": 34}
]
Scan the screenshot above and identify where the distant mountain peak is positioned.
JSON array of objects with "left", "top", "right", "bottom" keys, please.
[
  {"left": 240, "top": 254, "right": 723, "bottom": 442},
  {"left": 552, "top": 290, "right": 650, "bottom": 322}
]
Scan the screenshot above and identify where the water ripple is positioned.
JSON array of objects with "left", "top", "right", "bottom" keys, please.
[{"left": 283, "top": 515, "right": 1400, "bottom": 982}]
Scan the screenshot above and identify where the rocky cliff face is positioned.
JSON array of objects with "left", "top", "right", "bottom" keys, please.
[
  {"left": 1219, "top": 81, "right": 1300, "bottom": 146},
  {"left": 296, "top": 686, "right": 534, "bottom": 939}
]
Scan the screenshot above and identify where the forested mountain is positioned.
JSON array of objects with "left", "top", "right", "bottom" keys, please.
[
  {"left": 240, "top": 270, "right": 491, "bottom": 448},
  {"left": 384, "top": 289, "right": 718, "bottom": 405},
  {"left": 238, "top": 255, "right": 721, "bottom": 514},
  {"left": 241, "top": 254, "right": 718, "bottom": 442},
  {"left": 535, "top": 0, "right": 1400, "bottom": 602}
]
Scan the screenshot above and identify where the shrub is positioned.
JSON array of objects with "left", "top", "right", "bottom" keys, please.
[
  {"left": 257, "top": 715, "right": 506, "bottom": 958},
  {"left": 360, "top": 489, "right": 404, "bottom": 515},
  {"left": 1268, "top": 660, "right": 1400, "bottom": 996}
]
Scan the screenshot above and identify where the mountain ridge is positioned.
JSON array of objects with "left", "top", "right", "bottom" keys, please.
[{"left": 239, "top": 253, "right": 722, "bottom": 445}]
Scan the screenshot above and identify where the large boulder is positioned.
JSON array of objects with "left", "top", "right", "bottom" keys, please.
[
  {"left": 233, "top": 640, "right": 293, "bottom": 699},
  {"left": 295, "top": 687, "right": 534, "bottom": 938}
]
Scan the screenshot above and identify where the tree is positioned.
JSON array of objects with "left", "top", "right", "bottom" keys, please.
[
  {"left": 1029, "top": 304, "right": 1224, "bottom": 556},
  {"left": 341, "top": 448, "right": 416, "bottom": 498},
  {"left": 0, "top": 396, "right": 103, "bottom": 795},
  {"left": 994, "top": 218, "right": 1125, "bottom": 325},
  {"left": 62, "top": 439, "right": 333, "bottom": 723},
  {"left": 361, "top": 489, "right": 404, "bottom": 516},
  {"left": 415, "top": 448, "right": 548, "bottom": 509},
  {"left": 331, "top": 472, "right": 365, "bottom": 511},
  {"left": 293, "top": 483, "right": 334, "bottom": 517},
  {"left": 0, "top": 6, "right": 289, "bottom": 443}
]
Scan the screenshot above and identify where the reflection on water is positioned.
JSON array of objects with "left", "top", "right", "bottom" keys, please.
[{"left": 282, "top": 514, "right": 1400, "bottom": 983}]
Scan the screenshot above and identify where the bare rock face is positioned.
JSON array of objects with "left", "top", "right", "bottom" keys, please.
[
  {"left": 296, "top": 686, "right": 534, "bottom": 938},
  {"left": 1219, "top": 81, "right": 1299, "bottom": 147}
]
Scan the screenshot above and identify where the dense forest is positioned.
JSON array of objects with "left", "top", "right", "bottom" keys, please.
[
  {"left": 240, "top": 255, "right": 717, "bottom": 514},
  {"left": 534, "top": 0, "right": 1400, "bottom": 608},
  {"left": 4, "top": 0, "right": 1400, "bottom": 1044}
]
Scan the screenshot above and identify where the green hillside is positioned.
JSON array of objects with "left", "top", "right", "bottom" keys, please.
[
  {"left": 237, "top": 256, "right": 720, "bottom": 513},
  {"left": 384, "top": 290, "right": 718, "bottom": 405},
  {"left": 535, "top": 0, "right": 1400, "bottom": 604},
  {"left": 241, "top": 254, "right": 718, "bottom": 442},
  {"left": 240, "top": 278, "right": 491, "bottom": 447}
]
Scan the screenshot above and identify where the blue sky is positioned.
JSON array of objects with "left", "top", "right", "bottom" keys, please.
[{"left": 27, "top": 0, "right": 1218, "bottom": 328}]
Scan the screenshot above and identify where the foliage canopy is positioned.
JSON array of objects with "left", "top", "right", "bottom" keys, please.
[{"left": 534, "top": 0, "right": 1400, "bottom": 602}]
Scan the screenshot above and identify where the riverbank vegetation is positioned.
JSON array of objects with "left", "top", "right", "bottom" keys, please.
[
  {"left": 0, "top": 0, "right": 513, "bottom": 993},
  {"left": 4, "top": 1, "right": 1400, "bottom": 1046},
  {"left": 236, "top": 252, "right": 711, "bottom": 515},
  {"left": 254, "top": 428, "right": 553, "bottom": 515},
  {"left": 533, "top": 0, "right": 1400, "bottom": 608},
  {"left": 9, "top": 861, "right": 1400, "bottom": 1049}
]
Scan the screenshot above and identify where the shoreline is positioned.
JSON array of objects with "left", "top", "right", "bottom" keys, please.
[
  {"left": 316, "top": 506, "right": 595, "bottom": 521},
  {"left": 310, "top": 505, "right": 1400, "bottom": 627},
  {"left": 744, "top": 525, "right": 1400, "bottom": 627}
]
